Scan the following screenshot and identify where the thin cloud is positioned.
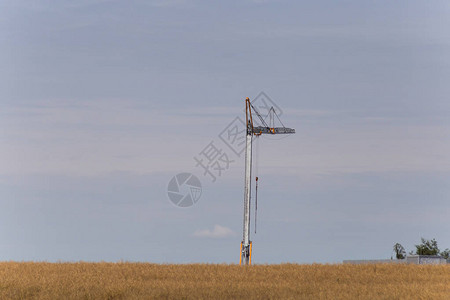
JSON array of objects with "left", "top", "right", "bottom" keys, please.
[
  {"left": 193, "top": 225, "right": 236, "bottom": 239},
  {"left": 148, "top": 0, "right": 187, "bottom": 8}
]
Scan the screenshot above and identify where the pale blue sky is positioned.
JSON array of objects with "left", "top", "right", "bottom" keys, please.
[{"left": 1, "top": 0, "right": 449, "bottom": 263}]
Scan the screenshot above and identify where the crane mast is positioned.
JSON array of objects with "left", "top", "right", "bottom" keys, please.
[{"left": 240, "top": 97, "right": 295, "bottom": 265}]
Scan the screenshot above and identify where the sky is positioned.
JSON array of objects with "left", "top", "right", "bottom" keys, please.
[{"left": 1, "top": 0, "right": 449, "bottom": 263}]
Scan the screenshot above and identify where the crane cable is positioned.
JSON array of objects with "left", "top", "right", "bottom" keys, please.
[
  {"left": 255, "top": 176, "right": 258, "bottom": 234},
  {"left": 254, "top": 135, "right": 260, "bottom": 234}
]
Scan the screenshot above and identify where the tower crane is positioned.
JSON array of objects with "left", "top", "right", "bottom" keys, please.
[{"left": 240, "top": 97, "right": 295, "bottom": 265}]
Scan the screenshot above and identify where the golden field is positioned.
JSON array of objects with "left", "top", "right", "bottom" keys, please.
[{"left": 0, "top": 262, "right": 449, "bottom": 299}]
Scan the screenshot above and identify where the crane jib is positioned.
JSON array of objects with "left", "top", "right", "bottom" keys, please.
[{"left": 252, "top": 126, "right": 295, "bottom": 134}]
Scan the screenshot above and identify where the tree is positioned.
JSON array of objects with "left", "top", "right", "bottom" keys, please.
[
  {"left": 414, "top": 238, "right": 440, "bottom": 256},
  {"left": 440, "top": 249, "right": 450, "bottom": 259},
  {"left": 393, "top": 243, "right": 406, "bottom": 259}
]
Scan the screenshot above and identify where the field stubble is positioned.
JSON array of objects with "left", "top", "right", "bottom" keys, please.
[{"left": 0, "top": 262, "right": 449, "bottom": 299}]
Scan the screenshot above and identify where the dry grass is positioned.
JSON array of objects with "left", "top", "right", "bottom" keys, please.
[{"left": 0, "top": 262, "right": 449, "bottom": 299}]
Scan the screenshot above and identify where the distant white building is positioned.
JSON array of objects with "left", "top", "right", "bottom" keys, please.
[
  {"left": 343, "top": 255, "right": 449, "bottom": 265},
  {"left": 405, "top": 255, "right": 448, "bottom": 265}
]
